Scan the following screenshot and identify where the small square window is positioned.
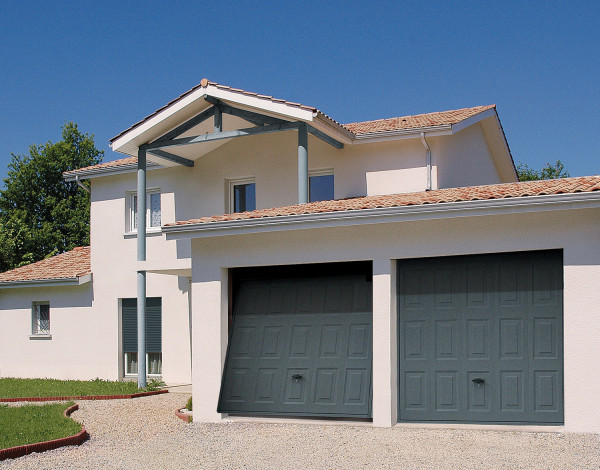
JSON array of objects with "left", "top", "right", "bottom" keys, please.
[
  {"left": 229, "top": 179, "right": 256, "bottom": 213},
  {"left": 32, "top": 302, "right": 50, "bottom": 335},
  {"left": 129, "top": 190, "right": 161, "bottom": 231},
  {"left": 309, "top": 172, "right": 334, "bottom": 202}
]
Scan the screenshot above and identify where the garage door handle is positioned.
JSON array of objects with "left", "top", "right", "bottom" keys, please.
[
  {"left": 472, "top": 378, "right": 485, "bottom": 384},
  {"left": 292, "top": 374, "right": 303, "bottom": 380}
]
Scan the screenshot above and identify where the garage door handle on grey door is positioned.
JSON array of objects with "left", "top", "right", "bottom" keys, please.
[
  {"left": 472, "top": 378, "right": 485, "bottom": 384},
  {"left": 292, "top": 374, "right": 304, "bottom": 381}
]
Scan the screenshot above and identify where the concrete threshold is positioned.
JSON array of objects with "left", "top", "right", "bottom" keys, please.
[{"left": 393, "top": 422, "right": 565, "bottom": 434}]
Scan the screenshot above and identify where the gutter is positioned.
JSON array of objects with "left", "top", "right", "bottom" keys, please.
[
  {"left": 163, "top": 192, "right": 600, "bottom": 240},
  {"left": 63, "top": 162, "right": 163, "bottom": 182},
  {"left": 75, "top": 175, "right": 91, "bottom": 194},
  {"left": 0, "top": 273, "right": 92, "bottom": 289}
]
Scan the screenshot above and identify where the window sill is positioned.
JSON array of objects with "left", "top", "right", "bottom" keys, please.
[
  {"left": 123, "top": 229, "right": 162, "bottom": 239},
  {"left": 29, "top": 334, "right": 52, "bottom": 340}
]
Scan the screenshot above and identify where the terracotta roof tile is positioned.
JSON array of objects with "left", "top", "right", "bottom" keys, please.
[
  {"left": 65, "top": 157, "right": 138, "bottom": 175},
  {"left": 165, "top": 176, "right": 600, "bottom": 227},
  {"left": 0, "top": 247, "right": 91, "bottom": 283},
  {"left": 344, "top": 105, "right": 496, "bottom": 135}
]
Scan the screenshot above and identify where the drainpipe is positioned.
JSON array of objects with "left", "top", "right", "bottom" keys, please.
[
  {"left": 75, "top": 175, "right": 91, "bottom": 194},
  {"left": 137, "top": 148, "right": 147, "bottom": 388},
  {"left": 420, "top": 132, "right": 432, "bottom": 191}
]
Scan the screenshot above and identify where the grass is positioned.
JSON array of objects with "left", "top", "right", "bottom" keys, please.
[
  {"left": 0, "top": 377, "right": 152, "bottom": 398},
  {"left": 0, "top": 402, "right": 81, "bottom": 449}
]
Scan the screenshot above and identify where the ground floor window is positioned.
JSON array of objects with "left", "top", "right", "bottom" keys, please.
[
  {"left": 32, "top": 302, "right": 50, "bottom": 335},
  {"left": 122, "top": 297, "right": 162, "bottom": 377},
  {"left": 124, "top": 352, "right": 162, "bottom": 375}
]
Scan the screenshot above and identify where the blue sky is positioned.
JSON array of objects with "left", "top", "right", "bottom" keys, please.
[{"left": 1, "top": 1, "right": 599, "bottom": 182}]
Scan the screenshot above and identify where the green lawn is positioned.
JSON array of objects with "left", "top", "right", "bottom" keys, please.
[
  {"left": 0, "top": 378, "right": 144, "bottom": 398},
  {"left": 0, "top": 402, "right": 81, "bottom": 449}
]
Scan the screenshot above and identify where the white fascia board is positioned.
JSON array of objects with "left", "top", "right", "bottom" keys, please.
[
  {"left": 351, "top": 126, "right": 451, "bottom": 144},
  {"left": 163, "top": 192, "right": 600, "bottom": 240},
  {"left": 0, "top": 273, "right": 92, "bottom": 289},
  {"left": 111, "top": 88, "right": 208, "bottom": 154},
  {"left": 450, "top": 108, "right": 497, "bottom": 134},
  {"left": 310, "top": 114, "right": 355, "bottom": 144},
  {"left": 63, "top": 163, "right": 163, "bottom": 181},
  {"left": 206, "top": 86, "right": 315, "bottom": 122}
]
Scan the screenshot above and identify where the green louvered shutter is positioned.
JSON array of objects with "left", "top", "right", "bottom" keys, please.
[{"left": 122, "top": 298, "right": 162, "bottom": 352}]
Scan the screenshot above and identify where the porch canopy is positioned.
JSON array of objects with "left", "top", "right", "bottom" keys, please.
[{"left": 109, "top": 79, "right": 351, "bottom": 387}]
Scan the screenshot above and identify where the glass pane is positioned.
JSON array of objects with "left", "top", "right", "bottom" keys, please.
[
  {"left": 126, "top": 352, "right": 138, "bottom": 375},
  {"left": 38, "top": 305, "right": 50, "bottom": 332},
  {"left": 147, "top": 353, "right": 162, "bottom": 375},
  {"left": 309, "top": 174, "right": 334, "bottom": 202},
  {"left": 233, "top": 183, "right": 256, "bottom": 213},
  {"left": 132, "top": 194, "right": 138, "bottom": 230},
  {"left": 150, "top": 193, "right": 161, "bottom": 227}
]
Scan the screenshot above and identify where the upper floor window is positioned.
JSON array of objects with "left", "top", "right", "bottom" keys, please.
[
  {"left": 32, "top": 302, "right": 50, "bottom": 335},
  {"left": 230, "top": 178, "right": 256, "bottom": 213},
  {"left": 129, "top": 190, "right": 161, "bottom": 232},
  {"left": 309, "top": 171, "right": 334, "bottom": 202}
]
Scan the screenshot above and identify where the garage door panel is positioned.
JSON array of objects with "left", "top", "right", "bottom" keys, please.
[
  {"left": 399, "top": 250, "right": 563, "bottom": 424},
  {"left": 219, "top": 268, "right": 373, "bottom": 418}
]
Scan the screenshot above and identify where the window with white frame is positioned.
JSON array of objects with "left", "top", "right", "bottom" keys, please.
[
  {"left": 124, "top": 352, "right": 162, "bottom": 376},
  {"left": 129, "top": 190, "right": 161, "bottom": 232},
  {"left": 309, "top": 170, "right": 334, "bottom": 202},
  {"left": 32, "top": 302, "right": 50, "bottom": 335},
  {"left": 229, "top": 178, "right": 256, "bottom": 213}
]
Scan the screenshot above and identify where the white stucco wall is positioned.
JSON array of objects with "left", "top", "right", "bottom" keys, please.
[
  {"left": 0, "top": 284, "right": 99, "bottom": 380},
  {"left": 187, "top": 206, "right": 600, "bottom": 433}
]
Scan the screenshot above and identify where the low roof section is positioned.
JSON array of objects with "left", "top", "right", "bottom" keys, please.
[
  {"left": 0, "top": 246, "right": 91, "bottom": 289},
  {"left": 163, "top": 176, "right": 600, "bottom": 236}
]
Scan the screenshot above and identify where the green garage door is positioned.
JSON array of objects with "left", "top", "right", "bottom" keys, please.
[
  {"left": 398, "top": 250, "right": 563, "bottom": 424},
  {"left": 218, "top": 264, "right": 373, "bottom": 418}
]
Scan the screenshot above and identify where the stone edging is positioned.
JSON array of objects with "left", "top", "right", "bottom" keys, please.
[
  {"left": 0, "top": 389, "right": 168, "bottom": 402},
  {"left": 175, "top": 408, "right": 192, "bottom": 423},
  {"left": 0, "top": 404, "right": 88, "bottom": 461}
]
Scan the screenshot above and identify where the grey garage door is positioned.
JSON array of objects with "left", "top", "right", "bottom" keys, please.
[
  {"left": 398, "top": 250, "right": 563, "bottom": 424},
  {"left": 218, "top": 264, "right": 373, "bottom": 418}
]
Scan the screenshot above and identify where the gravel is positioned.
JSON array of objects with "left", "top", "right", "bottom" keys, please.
[{"left": 2, "top": 393, "right": 599, "bottom": 469}]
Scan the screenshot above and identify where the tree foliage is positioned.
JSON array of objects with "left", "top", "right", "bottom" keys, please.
[
  {"left": 0, "top": 123, "right": 103, "bottom": 272},
  {"left": 516, "top": 160, "right": 570, "bottom": 181}
]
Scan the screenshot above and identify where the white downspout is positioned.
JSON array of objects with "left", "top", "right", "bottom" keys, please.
[
  {"left": 75, "top": 175, "right": 91, "bottom": 194},
  {"left": 420, "top": 132, "right": 432, "bottom": 191}
]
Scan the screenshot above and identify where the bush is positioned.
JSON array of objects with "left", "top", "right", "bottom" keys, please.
[{"left": 186, "top": 396, "right": 192, "bottom": 411}]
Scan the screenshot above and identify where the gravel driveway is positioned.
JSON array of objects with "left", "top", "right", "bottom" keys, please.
[{"left": 2, "top": 392, "right": 599, "bottom": 469}]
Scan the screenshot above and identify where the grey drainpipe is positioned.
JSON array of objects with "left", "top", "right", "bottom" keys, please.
[
  {"left": 420, "top": 132, "right": 432, "bottom": 191},
  {"left": 75, "top": 175, "right": 91, "bottom": 194}
]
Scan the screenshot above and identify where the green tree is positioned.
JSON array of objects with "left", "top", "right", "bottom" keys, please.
[
  {"left": 516, "top": 160, "right": 570, "bottom": 181},
  {"left": 0, "top": 123, "right": 103, "bottom": 271}
]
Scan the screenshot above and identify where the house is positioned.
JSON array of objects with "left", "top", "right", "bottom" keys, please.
[{"left": 1, "top": 79, "right": 599, "bottom": 433}]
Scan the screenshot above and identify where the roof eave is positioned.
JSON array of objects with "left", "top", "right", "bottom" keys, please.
[
  {"left": 163, "top": 192, "right": 600, "bottom": 240},
  {"left": 0, "top": 273, "right": 92, "bottom": 289},
  {"left": 63, "top": 162, "right": 163, "bottom": 182}
]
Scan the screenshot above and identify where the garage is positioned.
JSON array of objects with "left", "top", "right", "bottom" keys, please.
[
  {"left": 397, "top": 250, "right": 563, "bottom": 424},
  {"left": 218, "top": 262, "right": 373, "bottom": 418}
]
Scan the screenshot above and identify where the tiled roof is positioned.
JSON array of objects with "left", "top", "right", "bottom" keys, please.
[
  {"left": 0, "top": 247, "right": 91, "bottom": 283},
  {"left": 165, "top": 176, "right": 600, "bottom": 227},
  {"left": 110, "top": 78, "right": 333, "bottom": 143},
  {"left": 344, "top": 105, "right": 496, "bottom": 135},
  {"left": 64, "top": 157, "right": 138, "bottom": 176}
]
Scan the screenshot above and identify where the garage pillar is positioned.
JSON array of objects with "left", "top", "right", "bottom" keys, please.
[
  {"left": 191, "top": 266, "right": 229, "bottom": 423},
  {"left": 372, "top": 258, "right": 398, "bottom": 427}
]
